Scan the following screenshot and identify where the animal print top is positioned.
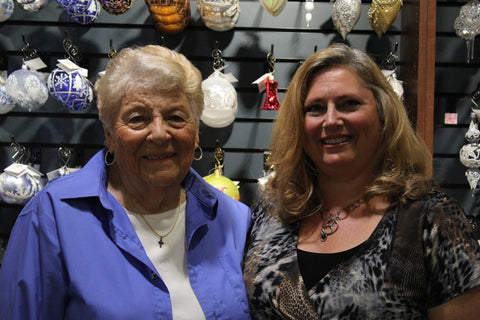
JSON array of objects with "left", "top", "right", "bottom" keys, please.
[{"left": 243, "top": 191, "right": 480, "bottom": 319}]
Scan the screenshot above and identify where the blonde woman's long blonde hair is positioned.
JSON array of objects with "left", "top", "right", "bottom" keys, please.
[{"left": 265, "top": 43, "right": 434, "bottom": 222}]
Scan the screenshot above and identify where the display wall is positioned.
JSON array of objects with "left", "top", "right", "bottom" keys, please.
[{"left": 2, "top": 0, "right": 479, "bottom": 245}]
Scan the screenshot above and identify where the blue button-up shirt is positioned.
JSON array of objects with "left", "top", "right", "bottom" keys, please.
[{"left": 0, "top": 149, "right": 252, "bottom": 320}]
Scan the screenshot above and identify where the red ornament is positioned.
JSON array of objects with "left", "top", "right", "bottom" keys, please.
[{"left": 261, "top": 77, "right": 280, "bottom": 110}]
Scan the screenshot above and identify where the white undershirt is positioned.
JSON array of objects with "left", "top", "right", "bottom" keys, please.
[{"left": 126, "top": 203, "right": 206, "bottom": 320}]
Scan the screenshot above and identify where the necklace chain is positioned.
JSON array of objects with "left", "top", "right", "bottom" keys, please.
[
  {"left": 320, "top": 198, "right": 364, "bottom": 242},
  {"left": 137, "top": 190, "right": 183, "bottom": 248}
]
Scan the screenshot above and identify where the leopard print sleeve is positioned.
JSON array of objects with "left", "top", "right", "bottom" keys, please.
[{"left": 423, "top": 191, "right": 480, "bottom": 308}]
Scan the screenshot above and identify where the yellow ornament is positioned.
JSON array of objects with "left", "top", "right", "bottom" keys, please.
[
  {"left": 368, "top": 0, "right": 402, "bottom": 38},
  {"left": 259, "top": 0, "right": 287, "bottom": 16},
  {"left": 204, "top": 168, "right": 240, "bottom": 201}
]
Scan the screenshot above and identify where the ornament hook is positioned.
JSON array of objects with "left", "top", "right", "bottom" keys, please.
[
  {"left": 63, "top": 31, "right": 82, "bottom": 65},
  {"left": 212, "top": 41, "right": 225, "bottom": 71},
  {"left": 267, "top": 44, "right": 276, "bottom": 74},
  {"left": 108, "top": 39, "right": 117, "bottom": 59},
  {"left": 21, "top": 35, "right": 39, "bottom": 61},
  {"left": 382, "top": 42, "right": 399, "bottom": 71},
  {"left": 213, "top": 140, "right": 225, "bottom": 170}
]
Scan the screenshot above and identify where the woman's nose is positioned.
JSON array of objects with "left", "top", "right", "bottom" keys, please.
[
  {"left": 147, "top": 117, "right": 171, "bottom": 142},
  {"left": 323, "top": 105, "right": 342, "bottom": 127}
]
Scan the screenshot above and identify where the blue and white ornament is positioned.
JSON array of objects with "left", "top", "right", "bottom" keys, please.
[
  {"left": 48, "top": 67, "right": 93, "bottom": 111},
  {"left": 0, "top": 83, "right": 15, "bottom": 114},
  {"left": 0, "top": 0, "right": 14, "bottom": 22},
  {"left": 0, "top": 163, "right": 44, "bottom": 204},
  {"left": 62, "top": 0, "right": 101, "bottom": 24},
  {"left": 5, "top": 67, "right": 49, "bottom": 111}
]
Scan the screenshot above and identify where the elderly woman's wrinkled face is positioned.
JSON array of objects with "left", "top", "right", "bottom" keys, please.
[
  {"left": 303, "top": 66, "right": 382, "bottom": 179},
  {"left": 105, "top": 87, "right": 198, "bottom": 191}
]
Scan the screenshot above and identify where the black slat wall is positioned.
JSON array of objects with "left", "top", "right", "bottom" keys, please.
[
  {"left": 435, "top": 1, "right": 480, "bottom": 238},
  {"left": 1, "top": 0, "right": 412, "bottom": 243}
]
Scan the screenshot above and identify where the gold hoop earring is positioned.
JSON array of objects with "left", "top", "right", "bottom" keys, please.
[
  {"left": 194, "top": 146, "right": 203, "bottom": 161},
  {"left": 104, "top": 150, "right": 116, "bottom": 166}
]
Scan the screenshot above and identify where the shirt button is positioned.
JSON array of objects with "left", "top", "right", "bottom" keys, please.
[{"left": 151, "top": 272, "right": 158, "bottom": 280}]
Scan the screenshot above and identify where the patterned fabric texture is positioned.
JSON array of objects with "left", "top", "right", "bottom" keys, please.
[{"left": 243, "top": 191, "right": 480, "bottom": 319}]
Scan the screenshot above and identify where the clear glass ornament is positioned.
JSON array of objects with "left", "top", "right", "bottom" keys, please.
[{"left": 454, "top": 0, "right": 480, "bottom": 63}]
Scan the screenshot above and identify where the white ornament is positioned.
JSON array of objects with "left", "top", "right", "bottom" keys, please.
[
  {"left": 466, "top": 168, "right": 480, "bottom": 190},
  {"left": 0, "top": 163, "right": 43, "bottom": 204},
  {"left": 201, "top": 71, "right": 238, "bottom": 128},
  {"left": 382, "top": 69, "right": 404, "bottom": 100},
  {"left": 0, "top": 82, "right": 15, "bottom": 114},
  {"left": 304, "top": 0, "right": 314, "bottom": 27},
  {"left": 332, "top": 0, "right": 361, "bottom": 39},
  {"left": 6, "top": 67, "right": 49, "bottom": 111},
  {"left": 197, "top": 0, "right": 240, "bottom": 32},
  {"left": 0, "top": 0, "right": 14, "bottom": 22}
]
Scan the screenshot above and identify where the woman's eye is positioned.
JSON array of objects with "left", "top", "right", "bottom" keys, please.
[
  {"left": 339, "top": 99, "right": 361, "bottom": 110},
  {"left": 128, "top": 115, "right": 145, "bottom": 123},
  {"left": 304, "top": 104, "right": 325, "bottom": 115}
]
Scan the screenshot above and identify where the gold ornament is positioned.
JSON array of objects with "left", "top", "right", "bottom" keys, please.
[
  {"left": 145, "top": 0, "right": 191, "bottom": 34},
  {"left": 368, "top": 0, "right": 403, "bottom": 38}
]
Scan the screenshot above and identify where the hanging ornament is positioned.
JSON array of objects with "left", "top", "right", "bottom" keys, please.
[
  {"left": 17, "top": 0, "right": 48, "bottom": 12},
  {"left": 331, "top": 0, "right": 361, "bottom": 39},
  {"left": 145, "top": 0, "right": 191, "bottom": 34},
  {"left": 454, "top": 1, "right": 480, "bottom": 63},
  {"left": 197, "top": 0, "right": 240, "bottom": 32},
  {"left": 203, "top": 143, "right": 240, "bottom": 201},
  {"left": 57, "top": 0, "right": 101, "bottom": 25},
  {"left": 460, "top": 112, "right": 480, "bottom": 190},
  {"left": 5, "top": 36, "right": 49, "bottom": 111},
  {"left": 47, "top": 33, "right": 93, "bottom": 111},
  {"left": 201, "top": 44, "right": 238, "bottom": 128},
  {"left": 6, "top": 67, "right": 49, "bottom": 111},
  {"left": 0, "top": 136, "right": 44, "bottom": 204},
  {"left": 381, "top": 42, "right": 404, "bottom": 100},
  {"left": 46, "top": 145, "right": 81, "bottom": 182},
  {"left": 0, "top": 0, "right": 14, "bottom": 22},
  {"left": 259, "top": 0, "right": 286, "bottom": 16},
  {"left": 368, "top": 0, "right": 403, "bottom": 38},
  {"left": 304, "top": 0, "right": 314, "bottom": 27},
  {"left": 98, "top": 0, "right": 133, "bottom": 15},
  {"left": 0, "top": 71, "right": 15, "bottom": 114},
  {"left": 253, "top": 45, "right": 280, "bottom": 111},
  {"left": 257, "top": 151, "right": 275, "bottom": 191},
  {"left": 261, "top": 75, "right": 280, "bottom": 110}
]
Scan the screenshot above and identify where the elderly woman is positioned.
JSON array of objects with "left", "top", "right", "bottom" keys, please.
[
  {"left": 0, "top": 45, "right": 251, "bottom": 320},
  {"left": 243, "top": 43, "right": 480, "bottom": 319}
]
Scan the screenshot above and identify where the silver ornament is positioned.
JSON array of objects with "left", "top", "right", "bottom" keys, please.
[
  {"left": 0, "top": 0, "right": 14, "bottom": 22},
  {"left": 5, "top": 68, "right": 49, "bottom": 111},
  {"left": 332, "top": 0, "right": 361, "bottom": 39}
]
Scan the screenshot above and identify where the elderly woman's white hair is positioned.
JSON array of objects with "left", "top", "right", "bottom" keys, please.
[{"left": 94, "top": 45, "right": 204, "bottom": 131}]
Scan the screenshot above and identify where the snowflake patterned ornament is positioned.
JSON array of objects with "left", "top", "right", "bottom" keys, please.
[
  {"left": 332, "top": 0, "right": 361, "bottom": 39},
  {"left": 5, "top": 66, "right": 49, "bottom": 111},
  {"left": 0, "top": 139, "right": 44, "bottom": 204},
  {"left": 17, "top": 0, "right": 48, "bottom": 12},
  {"left": 48, "top": 66, "right": 93, "bottom": 111},
  {"left": 0, "top": 72, "right": 15, "bottom": 114},
  {"left": 0, "top": 0, "right": 14, "bottom": 22}
]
